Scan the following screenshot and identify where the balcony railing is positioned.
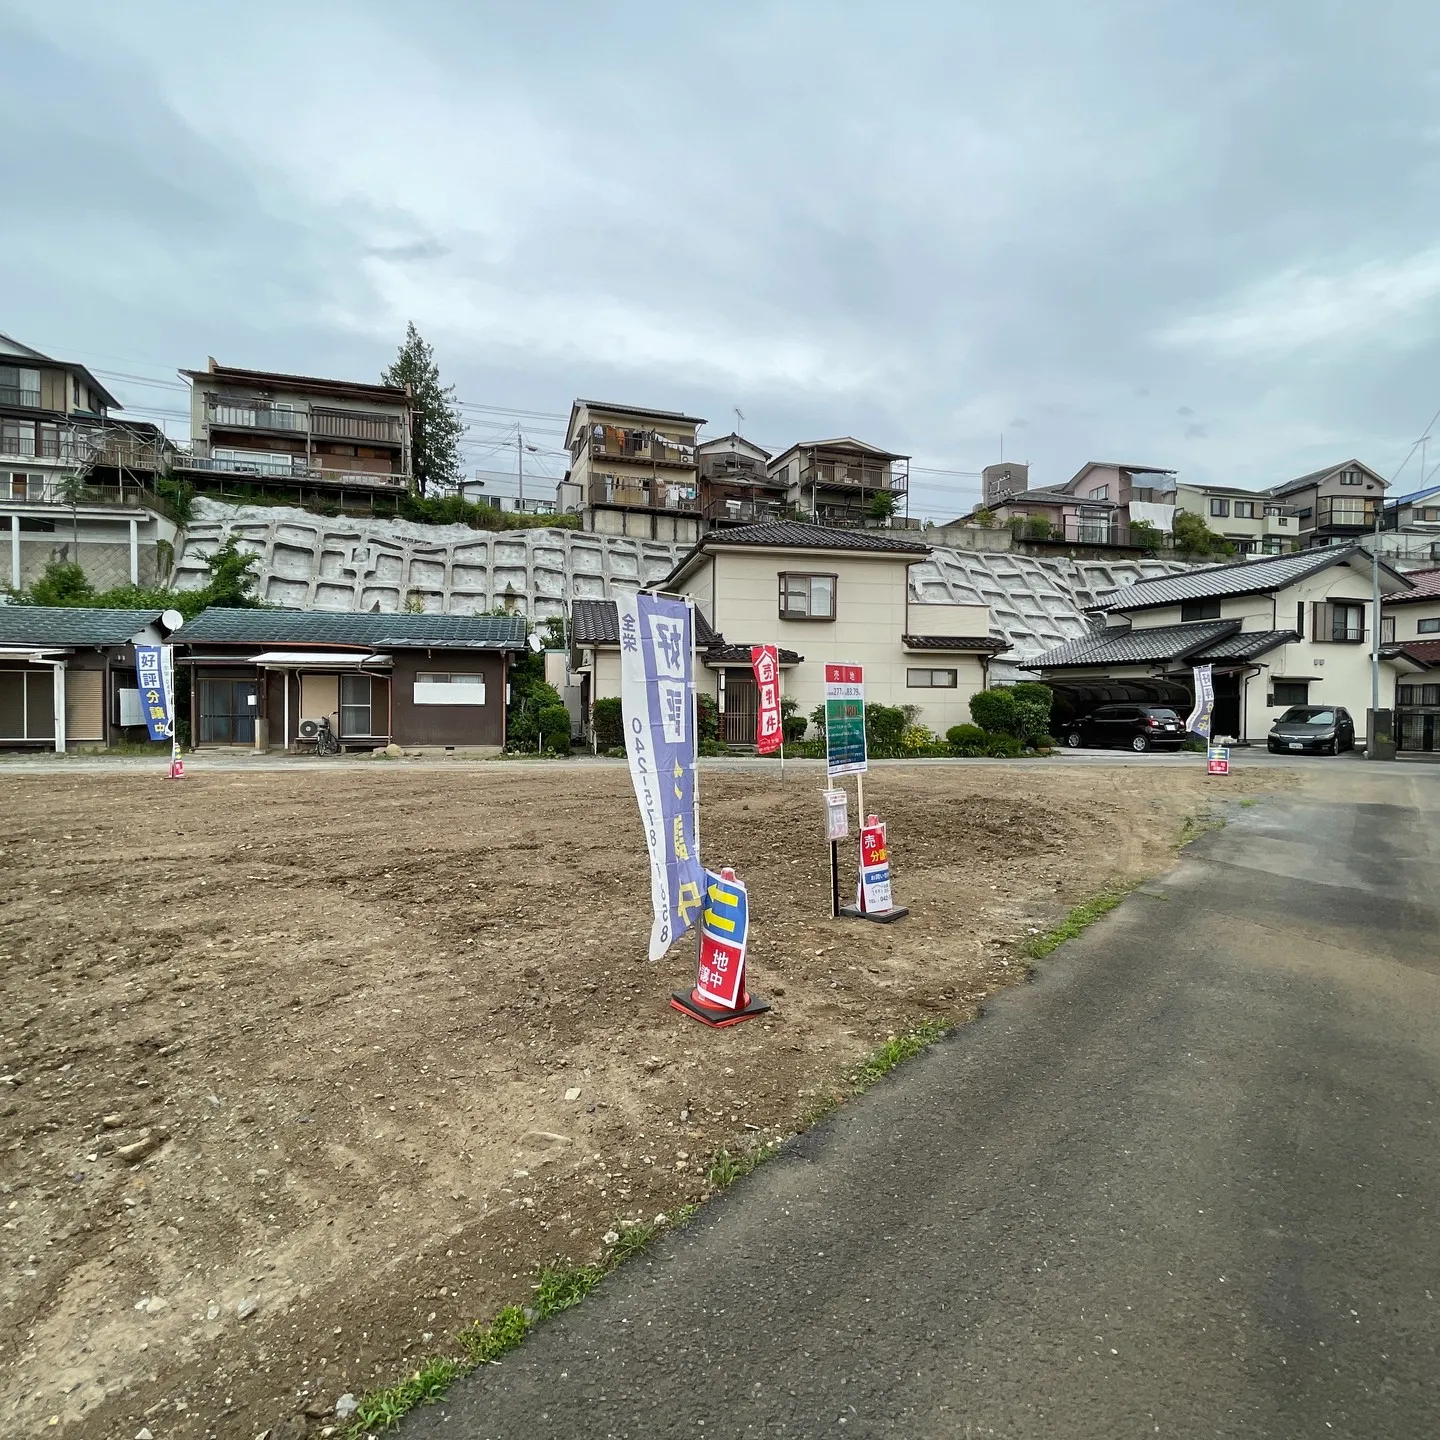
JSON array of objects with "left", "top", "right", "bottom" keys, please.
[
  {"left": 4, "top": 474, "right": 176, "bottom": 518},
  {"left": 208, "top": 401, "right": 309, "bottom": 433},
  {"left": 588, "top": 475, "right": 697, "bottom": 511},
  {"left": 205, "top": 399, "right": 405, "bottom": 445},
  {"left": 1, "top": 429, "right": 168, "bottom": 471},
  {"left": 799, "top": 465, "right": 908, "bottom": 495},
  {"left": 311, "top": 407, "right": 404, "bottom": 444},
  {"left": 1317, "top": 498, "right": 1379, "bottom": 529},
  {"left": 174, "top": 453, "right": 407, "bottom": 490},
  {"left": 808, "top": 503, "right": 922, "bottom": 531},
  {"left": 589, "top": 432, "right": 696, "bottom": 467},
  {"left": 0, "top": 386, "right": 42, "bottom": 408},
  {"left": 1003, "top": 517, "right": 1176, "bottom": 549},
  {"left": 702, "top": 497, "right": 794, "bottom": 525}
]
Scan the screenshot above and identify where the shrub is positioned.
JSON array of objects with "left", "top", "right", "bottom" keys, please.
[
  {"left": 783, "top": 714, "right": 808, "bottom": 742},
  {"left": 536, "top": 703, "right": 572, "bottom": 754},
  {"left": 808, "top": 701, "right": 827, "bottom": 737},
  {"left": 696, "top": 692, "right": 719, "bottom": 745},
  {"left": 900, "top": 722, "right": 937, "bottom": 754},
  {"left": 985, "top": 733, "right": 1025, "bottom": 757},
  {"left": 946, "top": 723, "right": 987, "bottom": 751},
  {"left": 592, "top": 696, "right": 624, "bottom": 749},
  {"left": 865, "top": 703, "right": 908, "bottom": 757},
  {"left": 1013, "top": 698, "right": 1052, "bottom": 747},
  {"left": 1023, "top": 516, "right": 1053, "bottom": 540},
  {"left": 1010, "top": 681, "right": 1052, "bottom": 709},
  {"left": 969, "top": 688, "right": 1018, "bottom": 735}
]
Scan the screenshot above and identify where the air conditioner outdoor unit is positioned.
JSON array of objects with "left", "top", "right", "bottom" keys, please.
[{"left": 298, "top": 718, "right": 321, "bottom": 740}]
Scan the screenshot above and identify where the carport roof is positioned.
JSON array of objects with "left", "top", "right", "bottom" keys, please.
[
  {"left": 180, "top": 608, "right": 527, "bottom": 650},
  {"left": 1033, "top": 619, "right": 1238, "bottom": 669},
  {"left": 0, "top": 605, "right": 162, "bottom": 647}
]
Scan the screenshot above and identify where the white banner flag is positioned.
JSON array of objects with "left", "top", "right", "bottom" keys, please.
[{"left": 1186, "top": 663, "right": 1215, "bottom": 739}]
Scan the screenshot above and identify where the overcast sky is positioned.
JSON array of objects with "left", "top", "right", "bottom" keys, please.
[{"left": 4, "top": 1, "right": 1440, "bottom": 517}]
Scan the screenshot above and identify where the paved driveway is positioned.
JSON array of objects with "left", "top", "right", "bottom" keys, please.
[{"left": 405, "top": 765, "right": 1440, "bottom": 1439}]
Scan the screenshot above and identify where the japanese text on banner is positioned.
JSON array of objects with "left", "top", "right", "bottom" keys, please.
[
  {"left": 751, "top": 645, "right": 782, "bottom": 755},
  {"left": 697, "top": 867, "right": 749, "bottom": 1009},
  {"left": 134, "top": 643, "right": 174, "bottom": 742},
  {"left": 618, "top": 592, "right": 705, "bottom": 961},
  {"left": 823, "top": 662, "right": 867, "bottom": 776}
]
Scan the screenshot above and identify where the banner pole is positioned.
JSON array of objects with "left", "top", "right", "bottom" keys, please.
[{"left": 830, "top": 838, "right": 840, "bottom": 918}]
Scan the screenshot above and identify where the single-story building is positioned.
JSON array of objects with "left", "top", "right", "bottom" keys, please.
[
  {"left": 0, "top": 604, "right": 170, "bottom": 751},
  {"left": 178, "top": 608, "right": 527, "bottom": 751}
]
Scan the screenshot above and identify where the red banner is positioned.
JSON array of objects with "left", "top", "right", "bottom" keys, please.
[{"left": 751, "top": 645, "right": 782, "bottom": 754}]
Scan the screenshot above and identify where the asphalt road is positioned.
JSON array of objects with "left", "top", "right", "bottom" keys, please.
[{"left": 408, "top": 768, "right": 1440, "bottom": 1440}]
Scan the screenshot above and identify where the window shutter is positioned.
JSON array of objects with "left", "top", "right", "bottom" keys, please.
[
  {"left": 1296, "top": 602, "right": 1305, "bottom": 640},
  {"left": 1311, "top": 601, "right": 1324, "bottom": 641}
]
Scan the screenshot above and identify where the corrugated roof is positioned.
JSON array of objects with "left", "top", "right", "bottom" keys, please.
[
  {"left": 573, "top": 399, "right": 707, "bottom": 426},
  {"left": 1193, "top": 629, "right": 1298, "bottom": 660},
  {"left": 181, "top": 608, "right": 527, "bottom": 650},
  {"left": 1033, "top": 620, "right": 1238, "bottom": 669},
  {"left": 1092, "top": 546, "right": 1371, "bottom": 612},
  {"left": 1386, "top": 568, "right": 1440, "bottom": 605},
  {"left": 0, "top": 605, "right": 162, "bottom": 647}
]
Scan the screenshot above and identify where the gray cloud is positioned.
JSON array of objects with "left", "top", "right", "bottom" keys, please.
[{"left": 3, "top": 1, "right": 1440, "bottom": 517}]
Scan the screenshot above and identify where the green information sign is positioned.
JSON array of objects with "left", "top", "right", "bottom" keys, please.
[{"left": 823, "top": 663, "right": 867, "bottom": 776}]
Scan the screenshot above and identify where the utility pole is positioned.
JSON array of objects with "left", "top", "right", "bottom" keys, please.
[{"left": 517, "top": 430, "right": 525, "bottom": 514}]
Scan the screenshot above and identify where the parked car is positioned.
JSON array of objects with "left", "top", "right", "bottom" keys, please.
[
  {"left": 1063, "top": 704, "right": 1187, "bottom": 752},
  {"left": 1267, "top": 705, "right": 1355, "bottom": 755}
]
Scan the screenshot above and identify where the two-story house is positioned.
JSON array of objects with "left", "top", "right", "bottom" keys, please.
[
  {"left": 696, "top": 433, "right": 788, "bottom": 529},
  {"left": 1268, "top": 459, "right": 1388, "bottom": 549},
  {"left": 766, "top": 438, "right": 913, "bottom": 530},
  {"left": 556, "top": 399, "right": 704, "bottom": 544},
  {"left": 972, "top": 461, "right": 1177, "bottom": 547},
  {"left": 2, "top": 331, "right": 178, "bottom": 591},
  {"left": 174, "top": 359, "right": 412, "bottom": 511},
  {"left": 1031, "top": 547, "right": 1413, "bottom": 743},
  {"left": 1382, "top": 568, "right": 1440, "bottom": 753},
  {"left": 1173, "top": 482, "right": 1302, "bottom": 555},
  {"left": 566, "top": 521, "right": 1005, "bottom": 746}
]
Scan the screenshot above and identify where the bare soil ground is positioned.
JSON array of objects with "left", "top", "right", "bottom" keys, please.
[{"left": 0, "top": 761, "right": 1286, "bottom": 1438}]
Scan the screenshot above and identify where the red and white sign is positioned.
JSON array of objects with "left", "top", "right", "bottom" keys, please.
[
  {"left": 1207, "top": 744, "right": 1230, "bottom": 776},
  {"left": 858, "top": 815, "right": 894, "bottom": 913},
  {"left": 751, "top": 645, "right": 782, "bottom": 754}
]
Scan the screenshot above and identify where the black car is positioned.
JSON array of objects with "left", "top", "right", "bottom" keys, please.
[
  {"left": 1267, "top": 705, "right": 1355, "bottom": 755},
  {"left": 1064, "top": 704, "right": 1187, "bottom": 752}
]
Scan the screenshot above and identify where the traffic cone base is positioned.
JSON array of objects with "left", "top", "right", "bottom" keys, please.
[{"left": 670, "top": 988, "right": 770, "bottom": 1029}]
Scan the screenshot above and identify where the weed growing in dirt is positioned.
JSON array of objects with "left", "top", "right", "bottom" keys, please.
[
  {"left": 1022, "top": 885, "right": 1135, "bottom": 960},
  {"left": 455, "top": 1304, "right": 531, "bottom": 1367},
  {"left": 534, "top": 1261, "right": 604, "bottom": 1313},
  {"left": 850, "top": 1019, "right": 951, "bottom": 1089},
  {"left": 1239, "top": 798, "right": 1259, "bottom": 808},
  {"left": 350, "top": 1356, "right": 459, "bottom": 1432},
  {"left": 1177, "top": 812, "right": 1225, "bottom": 847},
  {"left": 610, "top": 1219, "right": 658, "bottom": 1262}
]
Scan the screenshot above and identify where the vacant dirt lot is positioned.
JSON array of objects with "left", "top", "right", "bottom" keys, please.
[{"left": 0, "top": 760, "right": 1283, "bottom": 1437}]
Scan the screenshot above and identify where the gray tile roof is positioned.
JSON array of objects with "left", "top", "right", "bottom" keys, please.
[
  {"left": 0, "top": 605, "right": 162, "bottom": 647},
  {"left": 693, "top": 521, "right": 931, "bottom": 556},
  {"left": 1033, "top": 620, "right": 1238, "bottom": 669},
  {"left": 901, "top": 634, "right": 1009, "bottom": 653},
  {"left": 1092, "top": 547, "right": 1364, "bottom": 612},
  {"left": 1193, "top": 628, "right": 1298, "bottom": 661},
  {"left": 570, "top": 599, "right": 717, "bottom": 646},
  {"left": 181, "top": 607, "right": 527, "bottom": 650}
]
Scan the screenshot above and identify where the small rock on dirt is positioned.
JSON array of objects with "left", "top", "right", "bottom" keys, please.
[
  {"left": 384, "top": 743, "right": 403, "bottom": 758},
  {"left": 101, "top": 1114, "right": 122, "bottom": 1129},
  {"left": 237, "top": 1295, "right": 260, "bottom": 1320},
  {"left": 136, "top": 1429, "right": 154, "bottom": 1439},
  {"left": 115, "top": 1129, "right": 168, "bottom": 1164},
  {"left": 142, "top": 1295, "right": 169, "bottom": 1315},
  {"left": 564, "top": 1087, "right": 582, "bottom": 1101},
  {"left": 524, "top": 1130, "right": 572, "bottom": 1147},
  {"left": 334, "top": 1394, "right": 358, "bottom": 1420}
]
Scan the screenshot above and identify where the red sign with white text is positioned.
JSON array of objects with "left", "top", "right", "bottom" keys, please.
[
  {"left": 858, "top": 816, "right": 894, "bottom": 913},
  {"left": 751, "top": 645, "right": 782, "bottom": 754}
]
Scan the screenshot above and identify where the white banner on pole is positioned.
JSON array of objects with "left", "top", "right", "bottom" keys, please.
[{"left": 1186, "top": 663, "right": 1215, "bottom": 739}]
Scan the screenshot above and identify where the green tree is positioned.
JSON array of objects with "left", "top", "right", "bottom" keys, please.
[
  {"left": 971, "top": 507, "right": 997, "bottom": 527},
  {"left": 866, "top": 490, "right": 899, "bottom": 522},
  {"left": 969, "top": 687, "right": 1018, "bottom": 735},
  {"left": 383, "top": 322, "right": 465, "bottom": 496},
  {"left": 25, "top": 561, "right": 95, "bottom": 607},
  {"left": 1127, "top": 518, "right": 1163, "bottom": 554},
  {"left": 1172, "top": 510, "right": 1236, "bottom": 558}
]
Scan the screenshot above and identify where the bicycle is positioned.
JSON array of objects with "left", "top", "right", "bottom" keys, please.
[{"left": 298, "top": 713, "right": 341, "bottom": 756}]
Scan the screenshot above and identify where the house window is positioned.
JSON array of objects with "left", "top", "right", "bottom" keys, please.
[
  {"left": 778, "top": 572, "right": 836, "bottom": 620},
  {"left": 0, "top": 365, "right": 41, "bottom": 407},
  {"left": 1272, "top": 681, "right": 1310, "bottom": 707},
  {"left": 1, "top": 419, "right": 36, "bottom": 457},
  {"left": 1298, "top": 506, "right": 1313, "bottom": 520},
  {"left": 414, "top": 672, "right": 487, "bottom": 705},
  {"left": 1418, "top": 617, "right": 1440, "bottom": 634},
  {"left": 1089, "top": 485, "right": 1109, "bottom": 500},
  {"left": 1264, "top": 504, "right": 1282, "bottom": 517},
  {"left": 1339, "top": 469, "right": 1364, "bottom": 485},
  {"left": 1181, "top": 598, "right": 1222, "bottom": 622},
  {"left": 906, "top": 668, "right": 958, "bottom": 688},
  {"left": 339, "top": 674, "right": 373, "bottom": 736},
  {"left": 1381, "top": 615, "right": 1396, "bottom": 642},
  {"left": 1312, "top": 600, "right": 1365, "bottom": 642},
  {"left": 1209, "top": 498, "right": 1230, "bottom": 518},
  {"left": 1233, "top": 500, "right": 1255, "bottom": 519}
]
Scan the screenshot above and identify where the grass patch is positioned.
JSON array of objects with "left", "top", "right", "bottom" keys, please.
[
  {"left": 1022, "top": 885, "right": 1135, "bottom": 960},
  {"left": 1239, "top": 797, "right": 1259, "bottom": 808},
  {"left": 1177, "top": 812, "right": 1225, "bottom": 848},
  {"left": 850, "top": 1019, "right": 951, "bottom": 1089},
  {"left": 349, "top": 1356, "right": 460, "bottom": 1433}
]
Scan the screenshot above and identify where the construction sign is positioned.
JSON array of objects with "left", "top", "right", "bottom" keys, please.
[
  {"left": 824, "top": 663, "right": 867, "bottom": 776},
  {"left": 696, "top": 867, "right": 749, "bottom": 1010},
  {"left": 751, "top": 645, "right": 782, "bottom": 754},
  {"left": 1207, "top": 744, "right": 1230, "bottom": 776}
]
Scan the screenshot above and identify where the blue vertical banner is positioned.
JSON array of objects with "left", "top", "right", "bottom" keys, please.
[
  {"left": 134, "top": 643, "right": 175, "bottom": 741},
  {"left": 618, "top": 591, "right": 704, "bottom": 961}
]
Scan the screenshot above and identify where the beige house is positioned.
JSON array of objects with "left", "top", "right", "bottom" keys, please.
[
  {"left": 1174, "top": 482, "right": 1301, "bottom": 555},
  {"left": 556, "top": 399, "right": 705, "bottom": 544},
  {"left": 1032, "top": 546, "right": 1414, "bottom": 742},
  {"left": 569, "top": 522, "right": 1004, "bottom": 745}
]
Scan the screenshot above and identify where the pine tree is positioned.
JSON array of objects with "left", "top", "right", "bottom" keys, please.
[{"left": 383, "top": 322, "right": 465, "bottom": 496}]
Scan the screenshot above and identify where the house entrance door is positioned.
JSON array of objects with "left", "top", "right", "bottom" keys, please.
[
  {"left": 1213, "top": 671, "right": 1241, "bottom": 740},
  {"left": 198, "top": 676, "right": 258, "bottom": 744},
  {"left": 722, "top": 671, "right": 756, "bottom": 746}
]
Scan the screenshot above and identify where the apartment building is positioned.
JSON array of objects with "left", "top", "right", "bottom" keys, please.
[
  {"left": 1, "top": 331, "right": 178, "bottom": 591},
  {"left": 556, "top": 399, "right": 704, "bottom": 543},
  {"left": 766, "top": 438, "right": 913, "bottom": 529},
  {"left": 175, "top": 359, "right": 412, "bottom": 510},
  {"left": 696, "top": 433, "right": 787, "bottom": 528}
]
